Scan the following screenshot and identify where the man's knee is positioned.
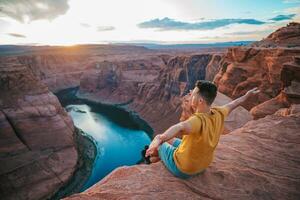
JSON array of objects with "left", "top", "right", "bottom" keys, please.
[{"left": 173, "top": 138, "right": 182, "bottom": 147}]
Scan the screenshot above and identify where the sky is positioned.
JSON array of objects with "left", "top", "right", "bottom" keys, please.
[{"left": 0, "top": 0, "right": 299, "bottom": 45}]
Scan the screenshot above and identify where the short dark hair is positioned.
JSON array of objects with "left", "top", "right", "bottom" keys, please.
[{"left": 195, "top": 80, "right": 217, "bottom": 105}]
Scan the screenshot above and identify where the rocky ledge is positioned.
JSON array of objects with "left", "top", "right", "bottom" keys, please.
[{"left": 66, "top": 105, "right": 300, "bottom": 200}]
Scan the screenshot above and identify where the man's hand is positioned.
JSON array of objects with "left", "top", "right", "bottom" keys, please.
[
  {"left": 245, "top": 87, "right": 260, "bottom": 98},
  {"left": 180, "top": 91, "right": 194, "bottom": 121},
  {"left": 145, "top": 135, "right": 162, "bottom": 157},
  {"left": 145, "top": 118, "right": 192, "bottom": 157},
  {"left": 224, "top": 87, "right": 260, "bottom": 114}
]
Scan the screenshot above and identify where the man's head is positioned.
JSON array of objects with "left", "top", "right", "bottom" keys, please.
[{"left": 189, "top": 80, "right": 217, "bottom": 112}]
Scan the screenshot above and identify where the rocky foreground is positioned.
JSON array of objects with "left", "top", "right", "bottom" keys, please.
[{"left": 66, "top": 106, "right": 300, "bottom": 200}]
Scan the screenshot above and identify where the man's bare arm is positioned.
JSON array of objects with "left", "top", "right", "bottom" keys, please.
[
  {"left": 145, "top": 121, "right": 192, "bottom": 157},
  {"left": 224, "top": 87, "right": 260, "bottom": 114},
  {"left": 159, "top": 120, "right": 192, "bottom": 142}
]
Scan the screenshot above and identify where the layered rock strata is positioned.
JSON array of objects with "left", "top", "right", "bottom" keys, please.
[
  {"left": 251, "top": 56, "right": 300, "bottom": 118},
  {"left": 77, "top": 54, "right": 234, "bottom": 134},
  {"left": 214, "top": 23, "right": 300, "bottom": 110},
  {"left": 0, "top": 57, "right": 78, "bottom": 200}
]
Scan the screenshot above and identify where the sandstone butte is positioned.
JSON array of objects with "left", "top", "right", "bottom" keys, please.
[{"left": 0, "top": 22, "right": 299, "bottom": 200}]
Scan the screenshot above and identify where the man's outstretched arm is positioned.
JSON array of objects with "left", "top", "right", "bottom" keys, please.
[
  {"left": 145, "top": 120, "right": 192, "bottom": 157},
  {"left": 223, "top": 87, "right": 260, "bottom": 115}
]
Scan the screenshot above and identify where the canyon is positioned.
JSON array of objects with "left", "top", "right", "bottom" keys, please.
[
  {"left": 0, "top": 57, "right": 78, "bottom": 199},
  {"left": 0, "top": 22, "right": 299, "bottom": 199}
]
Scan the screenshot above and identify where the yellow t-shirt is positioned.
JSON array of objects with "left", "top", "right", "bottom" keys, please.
[{"left": 173, "top": 106, "right": 229, "bottom": 174}]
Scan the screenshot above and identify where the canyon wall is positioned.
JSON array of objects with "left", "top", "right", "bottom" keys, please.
[
  {"left": 17, "top": 55, "right": 88, "bottom": 92},
  {"left": 15, "top": 45, "right": 159, "bottom": 93},
  {"left": 77, "top": 54, "right": 248, "bottom": 134},
  {"left": 214, "top": 22, "right": 300, "bottom": 111},
  {"left": 214, "top": 47, "right": 300, "bottom": 110},
  {"left": 250, "top": 56, "right": 300, "bottom": 118},
  {"left": 3, "top": 46, "right": 227, "bottom": 135},
  {"left": 251, "top": 22, "right": 300, "bottom": 48},
  {"left": 0, "top": 57, "right": 78, "bottom": 199}
]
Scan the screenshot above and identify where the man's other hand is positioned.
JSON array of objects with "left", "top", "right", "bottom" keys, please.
[
  {"left": 245, "top": 87, "right": 260, "bottom": 98},
  {"left": 145, "top": 135, "right": 162, "bottom": 157}
]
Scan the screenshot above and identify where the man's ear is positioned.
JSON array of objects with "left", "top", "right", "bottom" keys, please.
[{"left": 198, "top": 96, "right": 205, "bottom": 105}]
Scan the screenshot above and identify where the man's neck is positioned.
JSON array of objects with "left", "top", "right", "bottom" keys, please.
[{"left": 196, "top": 106, "right": 211, "bottom": 114}]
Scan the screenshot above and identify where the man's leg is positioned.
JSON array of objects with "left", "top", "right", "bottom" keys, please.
[
  {"left": 172, "top": 138, "right": 182, "bottom": 147},
  {"left": 150, "top": 138, "right": 181, "bottom": 163},
  {"left": 158, "top": 142, "right": 190, "bottom": 179},
  {"left": 167, "top": 138, "right": 182, "bottom": 147},
  {"left": 167, "top": 138, "right": 176, "bottom": 145}
]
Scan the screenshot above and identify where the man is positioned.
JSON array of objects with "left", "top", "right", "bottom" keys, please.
[{"left": 145, "top": 80, "right": 259, "bottom": 178}]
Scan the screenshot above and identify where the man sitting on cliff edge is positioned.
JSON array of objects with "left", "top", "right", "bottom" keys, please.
[{"left": 145, "top": 80, "right": 259, "bottom": 178}]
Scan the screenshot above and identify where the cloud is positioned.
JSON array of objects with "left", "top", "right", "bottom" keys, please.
[
  {"left": 269, "top": 14, "right": 296, "bottom": 21},
  {"left": 0, "top": 19, "right": 9, "bottom": 31},
  {"left": 282, "top": 0, "right": 300, "bottom": 3},
  {"left": 225, "top": 31, "right": 261, "bottom": 36},
  {"left": 0, "top": 0, "right": 69, "bottom": 23},
  {"left": 80, "top": 23, "right": 90, "bottom": 28},
  {"left": 137, "top": 17, "right": 266, "bottom": 31},
  {"left": 7, "top": 33, "right": 26, "bottom": 38},
  {"left": 225, "top": 30, "right": 272, "bottom": 36},
  {"left": 97, "top": 26, "right": 115, "bottom": 31}
]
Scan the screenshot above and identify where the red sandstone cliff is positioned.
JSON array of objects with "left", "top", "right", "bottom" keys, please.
[
  {"left": 214, "top": 22, "right": 300, "bottom": 110},
  {"left": 77, "top": 54, "right": 238, "bottom": 134},
  {"left": 0, "top": 57, "right": 78, "bottom": 199},
  {"left": 15, "top": 45, "right": 163, "bottom": 93},
  {"left": 251, "top": 56, "right": 300, "bottom": 118},
  {"left": 17, "top": 55, "right": 88, "bottom": 92},
  {"left": 251, "top": 22, "right": 300, "bottom": 48},
  {"left": 2, "top": 46, "right": 225, "bottom": 135}
]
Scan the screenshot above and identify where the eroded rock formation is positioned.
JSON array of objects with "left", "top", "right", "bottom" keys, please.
[
  {"left": 78, "top": 54, "right": 226, "bottom": 134},
  {"left": 214, "top": 23, "right": 300, "bottom": 110},
  {"left": 17, "top": 55, "right": 88, "bottom": 92},
  {"left": 251, "top": 56, "right": 300, "bottom": 119},
  {"left": 0, "top": 57, "right": 78, "bottom": 200},
  {"left": 251, "top": 22, "right": 300, "bottom": 48}
]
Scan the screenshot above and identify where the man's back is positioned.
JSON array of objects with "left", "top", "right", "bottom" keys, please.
[
  {"left": 146, "top": 82, "right": 259, "bottom": 178},
  {"left": 173, "top": 106, "right": 229, "bottom": 174}
]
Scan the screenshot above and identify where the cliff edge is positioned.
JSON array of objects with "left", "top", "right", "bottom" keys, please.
[
  {"left": 66, "top": 106, "right": 300, "bottom": 200},
  {"left": 0, "top": 57, "right": 78, "bottom": 199}
]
